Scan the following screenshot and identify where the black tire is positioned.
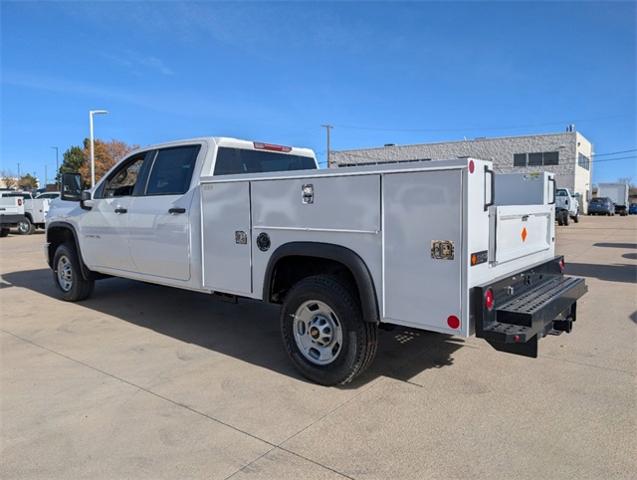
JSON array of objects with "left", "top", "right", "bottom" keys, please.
[
  {"left": 563, "top": 213, "right": 569, "bottom": 226},
  {"left": 572, "top": 214, "right": 579, "bottom": 223},
  {"left": 17, "top": 217, "right": 34, "bottom": 235},
  {"left": 52, "top": 243, "right": 94, "bottom": 301},
  {"left": 280, "top": 275, "right": 378, "bottom": 386},
  {"left": 0, "top": 227, "right": 9, "bottom": 237}
]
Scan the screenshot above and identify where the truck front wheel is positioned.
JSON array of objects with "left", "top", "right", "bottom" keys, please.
[
  {"left": 52, "top": 243, "right": 94, "bottom": 301},
  {"left": 280, "top": 275, "right": 378, "bottom": 386}
]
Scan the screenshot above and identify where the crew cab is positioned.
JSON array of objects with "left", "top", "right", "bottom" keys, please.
[{"left": 46, "top": 136, "right": 587, "bottom": 385}]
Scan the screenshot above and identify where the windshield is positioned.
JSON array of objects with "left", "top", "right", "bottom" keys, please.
[
  {"left": 214, "top": 147, "right": 317, "bottom": 175},
  {"left": 556, "top": 190, "right": 568, "bottom": 197}
]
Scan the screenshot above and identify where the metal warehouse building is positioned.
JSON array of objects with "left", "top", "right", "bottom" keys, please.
[{"left": 332, "top": 130, "right": 593, "bottom": 211}]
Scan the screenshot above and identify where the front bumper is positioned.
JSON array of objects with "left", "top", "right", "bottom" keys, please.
[
  {"left": 0, "top": 214, "right": 26, "bottom": 226},
  {"left": 472, "top": 256, "right": 587, "bottom": 357}
]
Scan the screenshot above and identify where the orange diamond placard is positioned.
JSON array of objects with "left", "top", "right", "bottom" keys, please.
[{"left": 521, "top": 227, "right": 528, "bottom": 242}]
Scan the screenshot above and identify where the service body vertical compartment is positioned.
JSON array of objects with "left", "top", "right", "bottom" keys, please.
[
  {"left": 201, "top": 181, "right": 253, "bottom": 295},
  {"left": 382, "top": 169, "right": 465, "bottom": 334}
]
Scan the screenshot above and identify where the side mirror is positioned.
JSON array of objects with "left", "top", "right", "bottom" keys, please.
[{"left": 61, "top": 173, "right": 82, "bottom": 201}]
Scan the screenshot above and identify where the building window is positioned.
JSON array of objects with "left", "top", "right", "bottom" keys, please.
[
  {"left": 578, "top": 153, "right": 590, "bottom": 170},
  {"left": 528, "top": 153, "right": 543, "bottom": 166},
  {"left": 513, "top": 151, "right": 560, "bottom": 167},
  {"left": 543, "top": 151, "right": 559, "bottom": 165},
  {"left": 513, "top": 153, "right": 527, "bottom": 166}
]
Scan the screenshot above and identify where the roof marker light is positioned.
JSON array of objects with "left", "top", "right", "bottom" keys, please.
[{"left": 468, "top": 160, "right": 475, "bottom": 173}]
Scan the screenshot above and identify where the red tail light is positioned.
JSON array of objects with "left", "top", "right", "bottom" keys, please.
[
  {"left": 559, "top": 258, "right": 565, "bottom": 273},
  {"left": 17, "top": 198, "right": 22, "bottom": 206},
  {"left": 484, "top": 288, "right": 494, "bottom": 311},
  {"left": 447, "top": 315, "right": 460, "bottom": 329},
  {"left": 253, "top": 142, "right": 292, "bottom": 153}
]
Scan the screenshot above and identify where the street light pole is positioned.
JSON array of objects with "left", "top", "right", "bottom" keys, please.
[{"left": 89, "top": 109, "right": 108, "bottom": 188}]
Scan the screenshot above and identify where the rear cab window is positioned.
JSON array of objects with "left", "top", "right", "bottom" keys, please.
[{"left": 213, "top": 147, "right": 316, "bottom": 176}]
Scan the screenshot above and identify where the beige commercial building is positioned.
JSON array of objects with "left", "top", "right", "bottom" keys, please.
[{"left": 332, "top": 130, "right": 593, "bottom": 211}]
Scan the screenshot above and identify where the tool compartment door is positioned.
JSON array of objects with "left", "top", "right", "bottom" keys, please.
[
  {"left": 383, "top": 170, "right": 464, "bottom": 334},
  {"left": 201, "top": 182, "right": 252, "bottom": 295},
  {"left": 489, "top": 205, "right": 552, "bottom": 265}
]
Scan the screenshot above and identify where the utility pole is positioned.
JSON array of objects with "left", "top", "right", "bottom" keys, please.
[
  {"left": 45, "top": 165, "right": 48, "bottom": 187},
  {"left": 51, "top": 146, "right": 59, "bottom": 189},
  {"left": 17, "top": 162, "right": 20, "bottom": 178},
  {"left": 321, "top": 124, "right": 333, "bottom": 168}
]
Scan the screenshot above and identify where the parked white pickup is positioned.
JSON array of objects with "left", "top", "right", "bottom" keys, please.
[
  {"left": 0, "top": 196, "right": 26, "bottom": 237},
  {"left": 0, "top": 191, "right": 50, "bottom": 234},
  {"left": 46, "top": 137, "right": 587, "bottom": 385}
]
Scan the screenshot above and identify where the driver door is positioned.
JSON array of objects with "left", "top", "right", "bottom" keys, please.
[{"left": 79, "top": 152, "right": 150, "bottom": 271}]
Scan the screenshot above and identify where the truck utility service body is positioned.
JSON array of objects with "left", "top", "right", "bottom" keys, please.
[
  {"left": 0, "top": 191, "right": 51, "bottom": 234},
  {"left": 0, "top": 196, "right": 26, "bottom": 237},
  {"left": 47, "top": 137, "right": 587, "bottom": 385}
]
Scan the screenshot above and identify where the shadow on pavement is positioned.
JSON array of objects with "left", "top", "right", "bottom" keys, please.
[
  {"left": 2, "top": 268, "right": 463, "bottom": 387},
  {"left": 565, "top": 263, "right": 637, "bottom": 284},
  {"left": 593, "top": 242, "right": 637, "bottom": 249},
  {"left": 622, "top": 252, "right": 637, "bottom": 260}
]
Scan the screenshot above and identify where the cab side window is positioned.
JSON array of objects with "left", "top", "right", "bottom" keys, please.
[
  {"left": 145, "top": 145, "right": 200, "bottom": 196},
  {"left": 101, "top": 154, "right": 146, "bottom": 198}
]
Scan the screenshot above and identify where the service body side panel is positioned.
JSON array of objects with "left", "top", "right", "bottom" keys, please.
[
  {"left": 250, "top": 175, "right": 383, "bottom": 307},
  {"left": 382, "top": 170, "right": 465, "bottom": 335}
]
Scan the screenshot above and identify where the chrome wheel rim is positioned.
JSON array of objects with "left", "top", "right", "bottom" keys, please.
[
  {"left": 18, "top": 220, "right": 29, "bottom": 233},
  {"left": 56, "top": 255, "right": 73, "bottom": 292},
  {"left": 293, "top": 300, "right": 343, "bottom": 365}
]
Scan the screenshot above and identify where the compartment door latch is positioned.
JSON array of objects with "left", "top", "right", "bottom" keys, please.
[{"left": 431, "top": 240, "right": 455, "bottom": 260}]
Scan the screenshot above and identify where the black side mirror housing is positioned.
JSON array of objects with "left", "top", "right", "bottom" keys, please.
[{"left": 60, "top": 173, "right": 82, "bottom": 202}]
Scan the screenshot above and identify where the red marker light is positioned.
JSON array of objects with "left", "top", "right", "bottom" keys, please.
[
  {"left": 253, "top": 142, "right": 292, "bottom": 153},
  {"left": 484, "top": 288, "right": 494, "bottom": 311},
  {"left": 447, "top": 315, "right": 460, "bottom": 329},
  {"left": 468, "top": 160, "right": 475, "bottom": 173},
  {"left": 559, "top": 258, "right": 565, "bottom": 273},
  {"left": 17, "top": 198, "right": 22, "bottom": 206}
]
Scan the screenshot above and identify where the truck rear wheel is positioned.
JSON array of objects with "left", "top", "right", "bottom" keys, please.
[
  {"left": 280, "top": 275, "right": 378, "bottom": 386},
  {"left": 52, "top": 243, "right": 94, "bottom": 301},
  {"left": 17, "top": 217, "right": 34, "bottom": 235}
]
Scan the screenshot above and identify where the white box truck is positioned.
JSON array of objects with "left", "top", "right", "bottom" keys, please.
[
  {"left": 46, "top": 137, "right": 587, "bottom": 385},
  {"left": 598, "top": 183, "right": 630, "bottom": 216}
]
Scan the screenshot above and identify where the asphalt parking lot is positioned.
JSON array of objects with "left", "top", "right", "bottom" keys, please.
[{"left": 1, "top": 215, "right": 635, "bottom": 480}]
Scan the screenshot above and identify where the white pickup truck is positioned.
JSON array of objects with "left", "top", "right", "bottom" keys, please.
[
  {"left": 0, "top": 195, "right": 26, "bottom": 237},
  {"left": 555, "top": 188, "right": 580, "bottom": 225},
  {"left": 47, "top": 137, "right": 587, "bottom": 385},
  {"left": 0, "top": 191, "right": 50, "bottom": 234}
]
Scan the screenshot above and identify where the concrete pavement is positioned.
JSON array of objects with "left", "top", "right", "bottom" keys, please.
[{"left": 1, "top": 215, "right": 635, "bottom": 479}]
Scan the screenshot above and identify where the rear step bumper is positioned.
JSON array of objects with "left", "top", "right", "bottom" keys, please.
[{"left": 472, "top": 256, "right": 587, "bottom": 357}]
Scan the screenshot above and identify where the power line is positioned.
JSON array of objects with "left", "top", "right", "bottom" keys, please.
[{"left": 592, "top": 149, "right": 637, "bottom": 157}]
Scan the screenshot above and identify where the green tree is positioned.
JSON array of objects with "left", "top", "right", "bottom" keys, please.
[
  {"left": 57, "top": 146, "right": 86, "bottom": 183},
  {"left": 18, "top": 173, "right": 38, "bottom": 190}
]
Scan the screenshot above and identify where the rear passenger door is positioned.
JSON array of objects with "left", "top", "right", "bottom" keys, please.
[{"left": 127, "top": 145, "right": 201, "bottom": 281}]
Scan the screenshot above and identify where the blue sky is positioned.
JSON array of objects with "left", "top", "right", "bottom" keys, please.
[{"left": 1, "top": 1, "right": 635, "bottom": 184}]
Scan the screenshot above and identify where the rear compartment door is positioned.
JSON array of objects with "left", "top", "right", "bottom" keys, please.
[
  {"left": 489, "top": 205, "right": 552, "bottom": 265},
  {"left": 383, "top": 170, "right": 463, "bottom": 334}
]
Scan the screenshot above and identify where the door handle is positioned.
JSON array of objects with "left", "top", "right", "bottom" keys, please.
[
  {"left": 114, "top": 207, "right": 127, "bottom": 214},
  {"left": 168, "top": 207, "right": 186, "bottom": 214}
]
